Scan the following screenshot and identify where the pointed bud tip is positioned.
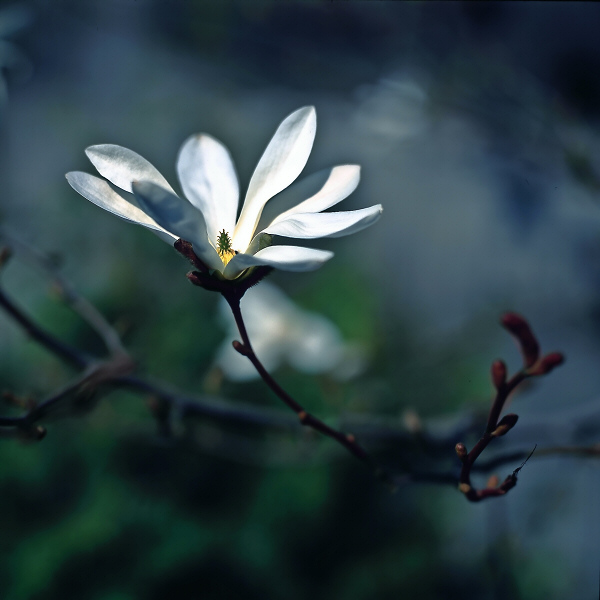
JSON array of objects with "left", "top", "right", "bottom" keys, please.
[
  {"left": 531, "top": 352, "right": 565, "bottom": 375},
  {"left": 542, "top": 352, "right": 565, "bottom": 367},
  {"left": 501, "top": 312, "right": 528, "bottom": 329},
  {"left": 492, "top": 413, "right": 519, "bottom": 437},
  {"left": 186, "top": 271, "right": 201, "bottom": 285},
  {"left": 501, "top": 312, "right": 539, "bottom": 367}
]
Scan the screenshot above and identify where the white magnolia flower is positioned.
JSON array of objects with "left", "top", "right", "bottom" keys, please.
[
  {"left": 66, "top": 106, "right": 382, "bottom": 279},
  {"left": 215, "top": 282, "right": 366, "bottom": 381}
]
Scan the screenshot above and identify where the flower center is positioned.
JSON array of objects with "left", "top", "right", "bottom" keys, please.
[{"left": 217, "top": 229, "right": 235, "bottom": 266}]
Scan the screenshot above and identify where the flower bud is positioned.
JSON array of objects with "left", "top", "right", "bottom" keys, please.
[
  {"left": 455, "top": 442, "right": 468, "bottom": 461},
  {"left": 174, "top": 238, "right": 207, "bottom": 271},
  {"left": 232, "top": 340, "right": 250, "bottom": 356},
  {"left": 530, "top": 352, "right": 565, "bottom": 375},
  {"left": 186, "top": 271, "right": 222, "bottom": 292},
  {"left": 486, "top": 474, "right": 499, "bottom": 489},
  {"left": 491, "top": 413, "right": 519, "bottom": 437},
  {"left": 501, "top": 312, "right": 540, "bottom": 368},
  {"left": 491, "top": 359, "right": 507, "bottom": 389}
]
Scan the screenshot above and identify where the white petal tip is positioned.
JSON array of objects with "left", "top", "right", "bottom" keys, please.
[{"left": 84, "top": 144, "right": 105, "bottom": 157}]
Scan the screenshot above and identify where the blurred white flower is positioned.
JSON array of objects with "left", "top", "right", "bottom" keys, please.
[
  {"left": 215, "top": 282, "right": 366, "bottom": 381},
  {"left": 67, "top": 106, "right": 382, "bottom": 279}
]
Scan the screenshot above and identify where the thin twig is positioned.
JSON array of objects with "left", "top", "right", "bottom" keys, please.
[
  {"left": 0, "top": 286, "right": 89, "bottom": 369},
  {"left": 0, "top": 232, "right": 127, "bottom": 357},
  {"left": 224, "top": 292, "right": 392, "bottom": 484}
]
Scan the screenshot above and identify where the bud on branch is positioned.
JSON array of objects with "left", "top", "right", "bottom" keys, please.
[
  {"left": 457, "top": 313, "right": 564, "bottom": 502},
  {"left": 491, "top": 413, "right": 519, "bottom": 437},
  {"left": 491, "top": 360, "right": 507, "bottom": 389},
  {"left": 455, "top": 442, "right": 468, "bottom": 462},
  {"left": 232, "top": 340, "right": 251, "bottom": 357},
  {"left": 501, "top": 312, "right": 540, "bottom": 368},
  {"left": 174, "top": 239, "right": 208, "bottom": 272},
  {"left": 528, "top": 352, "right": 565, "bottom": 376},
  {"left": 486, "top": 474, "right": 500, "bottom": 489}
]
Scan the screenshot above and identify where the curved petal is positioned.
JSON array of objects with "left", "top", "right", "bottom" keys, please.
[
  {"left": 66, "top": 172, "right": 174, "bottom": 239},
  {"left": 223, "top": 245, "right": 333, "bottom": 279},
  {"left": 262, "top": 205, "right": 382, "bottom": 240},
  {"left": 233, "top": 106, "right": 317, "bottom": 252},
  {"left": 132, "top": 181, "right": 223, "bottom": 271},
  {"left": 266, "top": 165, "right": 361, "bottom": 225},
  {"left": 86, "top": 144, "right": 176, "bottom": 194},
  {"left": 176, "top": 134, "right": 239, "bottom": 247}
]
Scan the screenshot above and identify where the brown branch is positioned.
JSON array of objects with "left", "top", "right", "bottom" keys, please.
[
  {"left": 223, "top": 292, "right": 392, "bottom": 485},
  {"left": 0, "top": 241, "right": 580, "bottom": 499},
  {"left": 0, "top": 353, "right": 133, "bottom": 435}
]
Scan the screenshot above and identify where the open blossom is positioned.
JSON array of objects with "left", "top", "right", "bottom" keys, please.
[{"left": 66, "top": 106, "right": 382, "bottom": 279}]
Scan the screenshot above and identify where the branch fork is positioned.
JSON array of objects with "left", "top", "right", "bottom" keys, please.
[{"left": 456, "top": 312, "right": 564, "bottom": 502}]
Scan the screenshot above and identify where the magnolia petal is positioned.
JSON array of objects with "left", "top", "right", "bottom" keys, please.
[
  {"left": 263, "top": 205, "right": 382, "bottom": 240},
  {"left": 233, "top": 106, "right": 317, "bottom": 251},
  {"left": 66, "top": 171, "right": 174, "bottom": 238},
  {"left": 86, "top": 144, "right": 176, "bottom": 195},
  {"left": 223, "top": 245, "right": 333, "bottom": 279},
  {"left": 177, "top": 134, "right": 239, "bottom": 247},
  {"left": 268, "top": 165, "right": 361, "bottom": 224},
  {"left": 132, "top": 181, "right": 223, "bottom": 271}
]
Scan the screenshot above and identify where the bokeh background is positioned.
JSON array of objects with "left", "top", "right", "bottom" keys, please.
[{"left": 1, "top": 1, "right": 600, "bottom": 598}]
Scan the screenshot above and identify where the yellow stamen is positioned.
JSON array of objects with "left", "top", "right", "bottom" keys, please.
[{"left": 217, "top": 230, "right": 235, "bottom": 266}]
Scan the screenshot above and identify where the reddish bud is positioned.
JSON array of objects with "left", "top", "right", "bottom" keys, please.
[
  {"left": 491, "top": 413, "right": 519, "bottom": 437},
  {"left": 232, "top": 340, "right": 250, "bottom": 356},
  {"left": 501, "top": 312, "right": 540, "bottom": 368},
  {"left": 530, "top": 352, "right": 565, "bottom": 375},
  {"left": 186, "top": 271, "right": 203, "bottom": 286},
  {"left": 174, "top": 239, "right": 208, "bottom": 271},
  {"left": 455, "top": 442, "right": 468, "bottom": 461},
  {"left": 491, "top": 360, "right": 507, "bottom": 389},
  {"left": 186, "top": 271, "right": 222, "bottom": 293},
  {"left": 486, "top": 474, "right": 500, "bottom": 489}
]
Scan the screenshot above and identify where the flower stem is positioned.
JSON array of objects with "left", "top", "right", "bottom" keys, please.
[{"left": 223, "top": 292, "right": 391, "bottom": 483}]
